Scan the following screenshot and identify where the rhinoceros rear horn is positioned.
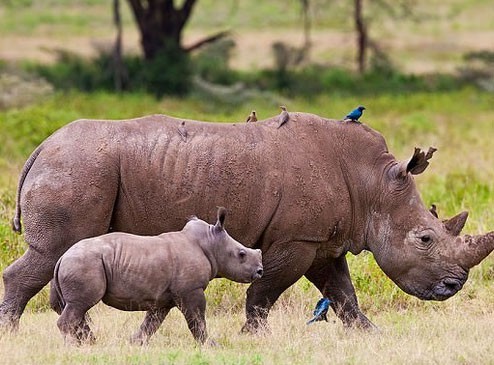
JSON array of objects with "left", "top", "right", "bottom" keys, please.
[
  {"left": 215, "top": 206, "right": 227, "bottom": 231},
  {"left": 444, "top": 211, "right": 468, "bottom": 236}
]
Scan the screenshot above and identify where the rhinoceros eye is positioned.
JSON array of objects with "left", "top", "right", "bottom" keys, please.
[
  {"left": 420, "top": 235, "right": 432, "bottom": 245},
  {"left": 239, "top": 249, "right": 246, "bottom": 259}
]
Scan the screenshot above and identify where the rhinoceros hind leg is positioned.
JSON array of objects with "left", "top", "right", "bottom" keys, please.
[
  {"left": 305, "top": 255, "right": 376, "bottom": 330},
  {"left": 130, "top": 307, "right": 170, "bottom": 345},
  {"left": 0, "top": 248, "right": 60, "bottom": 331},
  {"left": 57, "top": 304, "right": 95, "bottom": 345},
  {"left": 241, "top": 241, "right": 318, "bottom": 334}
]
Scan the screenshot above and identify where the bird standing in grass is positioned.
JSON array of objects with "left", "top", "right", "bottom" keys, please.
[
  {"left": 246, "top": 110, "right": 257, "bottom": 123},
  {"left": 344, "top": 105, "right": 366, "bottom": 122},
  {"left": 307, "top": 297, "right": 331, "bottom": 324},
  {"left": 278, "top": 105, "right": 289, "bottom": 128}
]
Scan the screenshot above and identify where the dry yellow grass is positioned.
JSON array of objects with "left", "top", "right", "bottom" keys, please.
[{"left": 2, "top": 292, "right": 494, "bottom": 365}]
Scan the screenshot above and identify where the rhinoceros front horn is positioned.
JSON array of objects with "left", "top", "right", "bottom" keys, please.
[{"left": 458, "top": 231, "right": 494, "bottom": 269}]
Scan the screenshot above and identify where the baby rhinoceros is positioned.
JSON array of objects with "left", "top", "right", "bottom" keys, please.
[{"left": 50, "top": 207, "right": 263, "bottom": 345}]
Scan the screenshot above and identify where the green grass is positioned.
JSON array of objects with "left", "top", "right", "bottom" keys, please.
[
  {"left": 1, "top": 87, "right": 493, "bottom": 309},
  {"left": 0, "top": 87, "right": 493, "bottom": 363},
  {"left": 2, "top": 0, "right": 493, "bottom": 34}
]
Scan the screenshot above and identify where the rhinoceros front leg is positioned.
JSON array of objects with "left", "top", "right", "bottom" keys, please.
[
  {"left": 177, "top": 289, "right": 209, "bottom": 344},
  {"left": 241, "top": 241, "right": 318, "bottom": 334},
  {"left": 130, "top": 307, "right": 170, "bottom": 345},
  {"left": 305, "top": 255, "right": 376, "bottom": 329}
]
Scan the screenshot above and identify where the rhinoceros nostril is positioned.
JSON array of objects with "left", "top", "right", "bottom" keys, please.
[
  {"left": 443, "top": 278, "right": 461, "bottom": 292},
  {"left": 256, "top": 268, "right": 264, "bottom": 278},
  {"left": 431, "top": 277, "right": 466, "bottom": 300}
]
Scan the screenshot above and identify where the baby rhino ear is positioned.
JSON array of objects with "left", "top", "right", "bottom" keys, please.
[{"left": 214, "top": 207, "right": 227, "bottom": 231}]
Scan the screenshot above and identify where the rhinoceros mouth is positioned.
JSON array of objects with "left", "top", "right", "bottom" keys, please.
[{"left": 428, "top": 275, "right": 468, "bottom": 301}]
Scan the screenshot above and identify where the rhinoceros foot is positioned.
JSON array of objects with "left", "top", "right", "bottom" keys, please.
[
  {"left": 240, "top": 318, "right": 271, "bottom": 335},
  {"left": 0, "top": 304, "right": 20, "bottom": 333}
]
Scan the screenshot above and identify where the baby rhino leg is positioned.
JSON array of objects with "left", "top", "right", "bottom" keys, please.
[
  {"left": 57, "top": 304, "right": 95, "bottom": 345},
  {"left": 130, "top": 307, "right": 170, "bottom": 345},
  {"left": 55, "top": 260, "right": 106, "bottom": 345},
  {"left": 177, "top": 289, "right": 208, "bottom": 344}
]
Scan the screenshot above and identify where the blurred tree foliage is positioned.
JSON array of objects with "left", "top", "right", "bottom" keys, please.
[
  {"left": 1, "top": 0, "right": 489, "bottom": 97},
  {"left": 459, "top": 50, "right": 494, "bottom": 92}
]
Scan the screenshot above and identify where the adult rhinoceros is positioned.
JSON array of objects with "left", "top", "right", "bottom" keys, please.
[{"left": 2, "top": 112, "right": 493, "bottom": 332}]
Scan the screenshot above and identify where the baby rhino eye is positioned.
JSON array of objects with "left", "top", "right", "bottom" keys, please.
[{"left": 239, "top": 249, "right": 246, "bottom": 258}]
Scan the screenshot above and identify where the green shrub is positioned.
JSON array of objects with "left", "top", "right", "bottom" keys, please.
[
  {"left": 193, "top": 38, "right": 239, "bottom": 85},
  {"left": 30, "top": 47, "right": 192, "bottom": 97}
]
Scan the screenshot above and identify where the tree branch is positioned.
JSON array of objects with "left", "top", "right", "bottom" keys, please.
[
  {"left": 354, "top": 0, "right": 367, "bottom": 74},
  {"left": 178, "top": 0, "right": 198, "bottom": 28},
  {"left": 184, "top": 30, "right": 231, "bottom": 53}
]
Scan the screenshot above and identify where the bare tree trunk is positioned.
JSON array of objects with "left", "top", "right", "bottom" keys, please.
[
  {"left": 127, "top": 0, "right": 197, "bottom": 60},
  {"left": 354, "top": 0, "right": 367, "bottom": 74},
  {"left": 113, "top": 0, "right": 125, "bottom": 91},
  {"left": 301, "top": 0, "right": 311, "bottom": 53}
]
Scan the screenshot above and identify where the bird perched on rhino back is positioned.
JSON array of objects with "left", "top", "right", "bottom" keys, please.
[
  {"left": 178, "top": 121, "right": 188, "bottom": 142},
  {"left": 344, "top": 105, "right": 366, "bottom": 122},
  {"left": 246, "top": 110, "right": 257, "bottom": 123},
  {"left": 307, "top": 297, "right": 331, "bottom": 324},
  {"left": 278, "top": 105, "right": 290, "bottom": 128}
]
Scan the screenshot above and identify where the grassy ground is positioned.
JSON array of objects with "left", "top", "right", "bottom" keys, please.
[
  {"left": 2, "top": 292, "right": 494, "bottom": 365},
  {"left": 0, "top": 88, "right": 493, "bottom": 363}
]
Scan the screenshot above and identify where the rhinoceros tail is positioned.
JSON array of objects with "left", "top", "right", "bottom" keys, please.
[
  {"left": 12, "top": 144, "right": 43, "bottom": 234},
  {"left": 51, "top": 259, "right": 66, "bottom": 314}
]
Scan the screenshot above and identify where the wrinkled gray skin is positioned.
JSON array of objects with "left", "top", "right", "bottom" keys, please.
[
  {"left": 50, "top": 207, "right": 263, "bottom": 345},
  {"left": 3, "top": 112, "right": 494, "bottom": 333}
]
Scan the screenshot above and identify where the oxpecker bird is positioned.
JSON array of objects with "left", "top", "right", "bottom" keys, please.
[
  {"left": 430, "top": 204, "right": 438, "bottom": 218},
  {"left": 344, "top": 105, "right": 366, "bottom": 122},
  {"left": 246, "top": 110, "right": 257, "bottom": 123},
  {"left": 278, "top": 105, "right": 289, "bottom": 128},
  {"left": 307, "top": 297, "right": 331, "bottom": 324},
  {"left": 178, "top": 121, "right": 188, "bottom": 142}
]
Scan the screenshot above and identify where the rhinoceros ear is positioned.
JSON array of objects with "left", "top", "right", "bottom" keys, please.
[
  {"left": 214, "top": 206, "right": 227, "bottom": 231},
  {"left": 444, "top": 211, "right": 469, "bottom": 236},
  {"left": 396, "top": 147, "right": 437, "bottom": 177}
]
